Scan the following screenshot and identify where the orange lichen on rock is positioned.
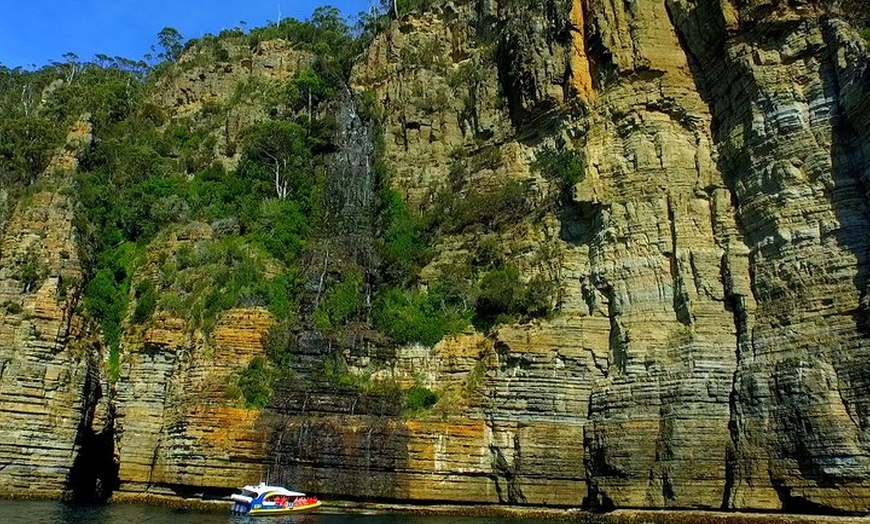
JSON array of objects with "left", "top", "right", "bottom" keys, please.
[
  {"left": 212, "top": 308, "right": 273, "bottom": 360},
  {"left": 143, "top": 313, "right": 189, "bottom": 348},
  {"left": 569, "top": 0, "right": 594, "bottom": 101}
]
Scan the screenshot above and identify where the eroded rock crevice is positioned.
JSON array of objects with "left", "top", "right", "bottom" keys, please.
[
  {"left": 65, "top": 352, "right": 118, "bottom": 502},
  {"left": 2, "top": 0, "right": 870, "bottom": 514},
  {"left": 667, "top": 0, "right": 870, "bottom": 512}
]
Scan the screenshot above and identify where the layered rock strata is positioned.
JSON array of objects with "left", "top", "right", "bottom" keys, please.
[
  {"left": 667, "top": 0, "right": 870, "bottom": 511},
  {"left": 113, "top": 306, "right": 272, "bottom": 496},
  {"left": 0, "top": 0, "right": 868, "bottom": 515},
  {"left": 0, "top": 119, "right": 104, "bottom": 497},
  {"left": 348, "top": 0, "right": 870, "bottom": 512}
]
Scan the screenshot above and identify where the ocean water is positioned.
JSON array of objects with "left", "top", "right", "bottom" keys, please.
[
  {"left": 0, "top": 501, "right": 556, "bottom": 524},
  {"left": 1, "top": 500, "right": 859, "bottom": 524}
]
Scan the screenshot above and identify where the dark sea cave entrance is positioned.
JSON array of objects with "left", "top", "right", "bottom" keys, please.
[{"left": 64, "top": 361, "right": 119, "bottom": 503}]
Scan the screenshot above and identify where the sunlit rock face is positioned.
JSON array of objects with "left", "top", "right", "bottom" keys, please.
[
  {"left": 351, "top": 0, "right": 870, "bottom": 512},
  {"left": 1, "top": 0, "right": 869, "bottom": 514},
  {"left": 113, "top": 306, "right": 273, "bottom": 497},
  {"left": 0, "top": 119, "right": 99, "bottom": 498}
]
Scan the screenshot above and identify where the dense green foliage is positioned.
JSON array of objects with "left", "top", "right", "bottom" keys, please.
[
  {"left": 237, "top": 356, "right": 275, "bottom": 409},
  {"left": 534, "top": 148, "right": 584, "bottom": 188},
  {"left": 83, "top": 243, "right": 142, "bottom": 381},
  {"left": 373, "top": 286, "right": 471, "bottom": 346},
  {"left": 404, "top": 383, "right": 438, "bottom": 415},
  {"left": 0, "top": 0, "right": 557, "bottom": 407},
  {"left": 0, "top": 9, "right": 362, "bottom": 392},
  {"left": 0, "top": 116, "right": 62, "bottom": 186},
  {"left": 371, "top": 175, "right": 554, "bottom": 339},
  {"left": 132, "top": 280, "right": 157, "bottom": 324},
  {"left": 369, "top": 136, "right": 554, "bottom": 342},
  {"left": 314, "top": 271, "right": 364, "bottom": 332},
  {"left": 377, "top": 188, "right": 431, "bottom": 286}
]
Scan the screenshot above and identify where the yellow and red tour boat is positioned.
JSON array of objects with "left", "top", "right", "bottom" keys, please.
[{"left": 230, "top": 482, "right": 323, "bottom": 516}]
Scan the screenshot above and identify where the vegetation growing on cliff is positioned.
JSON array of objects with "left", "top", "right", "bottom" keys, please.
[
  {"left": 0, "top": 9, "right": 358, "bottom": 383},
  {"left": 0, "top": 0, "right": 556, "bottom": 410}
]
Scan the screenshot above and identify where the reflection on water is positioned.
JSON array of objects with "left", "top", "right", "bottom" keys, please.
[
  {"left": 0, "top": 501, "right": 555, "bottom": 524},
  {"left": 0, "top": 500, "right": 860, "bottom": 524}
]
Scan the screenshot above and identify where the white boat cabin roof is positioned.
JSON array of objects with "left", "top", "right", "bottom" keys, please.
[{"left": 240, "top": 482, "right": 306, "bottom": 497}]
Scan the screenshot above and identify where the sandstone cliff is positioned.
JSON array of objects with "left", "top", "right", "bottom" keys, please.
[
  {"left": 0, "top": 0, "right": 868, "bottom": 516},
  {"left": 0, "top": 118, "right": 109, "bottom": 498},
  {"left": 348, "top": 0, "right": 870, "bottom": 512}
]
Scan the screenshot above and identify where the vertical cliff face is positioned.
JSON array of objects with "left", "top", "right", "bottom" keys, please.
[
  {"left": 114, "top": 302, "right": 272, "bottom": 497},
  {"left": 0, "top": 0, "right": 868, "bottom": 514},
  {"left": 353, "top": 0, "right": 741, "bottom": 508},
  {"left": 575, "top": 0, "right": 741, "bottom": 507},
  {"left": 666, "top": 0, "right": 870, "bottom": 511},
  {"left": 352, "top": 0, "right": 870, "bottom": 513},
  {"left": 0, "top": 119, "right": 108, "bottom": 498}
]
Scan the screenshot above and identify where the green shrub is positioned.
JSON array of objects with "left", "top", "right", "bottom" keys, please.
[
  {"left": 83, "top": 243, "right": 141, "bottom": 382},
  {"left": 1, "top": 301, "right": 23, "bottom": 315},
  {"left": 158, "top": 291, "right": 183, "bottom": 314},
  {"left": 373, "top": 287, "right": 470, "bottom": 346},
  {"left": 237, "top": 356, "right": 274, "bottom": 409},
  {"left": 263, "top": 321, "right": 294, "bottom": 368},
  {"left": 132, "top": 280, "right": 157, "bottom": 324},
  {"left": 429, "top": 260, "right": 476, "bottom": 311},
  {"left": 357, "top": 89, "right": 385, "bottom": 124},
  {"left": 155, "top": 237, "right": 285, "bottom": 332},
  {"left": 521, "top": 273, "right": 556, "bottom": 318},
  {"left": 470, "top": 235, "right": 505, "bottom": 270},
  {"left": 253, "top": 198, "right": 308, "bottom": 265},
  {"left": 266, "top": 271, "right": 301, "bottom": 322},
  {"left": 378, "top": 188, "right": 431, "bottom": 285},
  {"left": 0, "top": 116, "right": 63, "bottom": 184},
  {"left": 534, "top": 147, "right": 584, "bottom": 187},
  {"left": 108, "top": 346, "right": 120, "bottom": 383},
  {"left": 474, "top": 266, "right": 556, "bottom": 329},
  {"left": 85, "top": 268, "right": 128, "bottom": 351},
  {"left": 319, "top": 353, "right": 361, "bottom": 387},
  {"left": 428, "top": 180, "right": 531, "bottom": 235},
  {"left": 315, "top": 271, "right": 363, "bottom": 332},
  {"left": 476, "top": 265, "right": 523, "bottom": 327},
  {"left": 404, "top": 384, "right": 438, "bottom": 415},
  {"left": 16, "top": 253, "right": 45, "bottom": 294}
]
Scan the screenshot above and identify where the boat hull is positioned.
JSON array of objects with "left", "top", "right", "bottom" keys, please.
[{"left": 247, "top": 501, "right": 323, "bottom": 515}]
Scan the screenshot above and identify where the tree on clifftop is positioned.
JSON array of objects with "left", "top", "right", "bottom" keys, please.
[{"left": 157, "top": 27, "right": 184, "bottom": 61}]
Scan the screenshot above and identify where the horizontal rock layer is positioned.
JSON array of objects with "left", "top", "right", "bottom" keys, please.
[
  {"left": 0, "top": 0, "right": 868, "bottom": 515},
  {"left": 0, "top": 119, "right": 101, "bottom": 498}
]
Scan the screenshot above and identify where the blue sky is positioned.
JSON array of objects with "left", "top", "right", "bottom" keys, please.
[{"left": 0, "top": 0, "right": 374, "bottom": 69}]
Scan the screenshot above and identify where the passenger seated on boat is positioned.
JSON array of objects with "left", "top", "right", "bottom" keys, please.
[{"left": 294, "top": 496, "right": 314, "bottom": 507}]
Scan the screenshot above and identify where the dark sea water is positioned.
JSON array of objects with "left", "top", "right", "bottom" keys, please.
[
  {"left": 1, "top": 500, "right": 859, "bottom": 524},
  {"left": 0, "top": 501, "right": 556, "bottom": 524}
]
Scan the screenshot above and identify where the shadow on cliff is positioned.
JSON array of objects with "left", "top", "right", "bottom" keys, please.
[
  {"left": 64, "top": 348, "right": 119, "bottom": 503},
  {"left": 824, "top": 41, "right": 870, "bottom": 337},
  {"left": 254, "top": 318, "right": 413, "bottom": 503},
  {"left": 259, "top": 369, "right": 411, "bottom": 502},
  {"left": 666, "top": 1, "right": 870, "bottom": 513}
]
